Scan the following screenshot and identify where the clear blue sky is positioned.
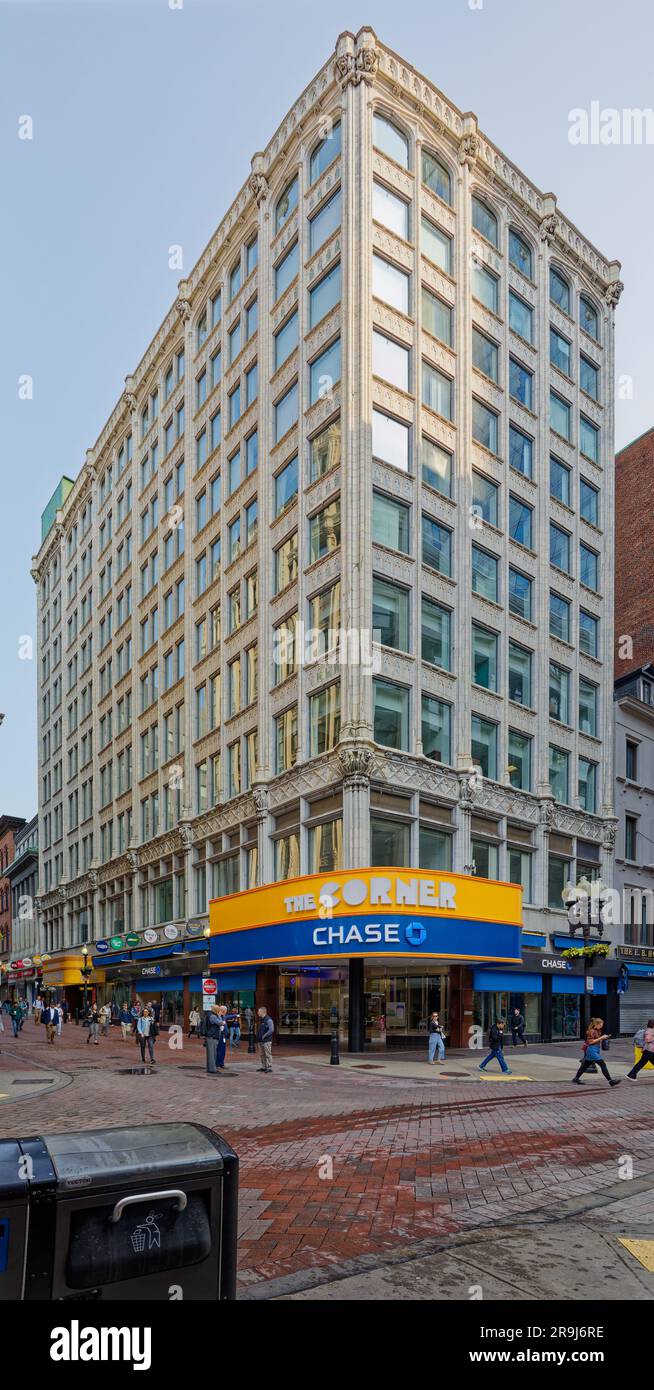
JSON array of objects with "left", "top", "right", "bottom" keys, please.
[{"left": 2, "top": 0, "right": 653, "bottom": 814}]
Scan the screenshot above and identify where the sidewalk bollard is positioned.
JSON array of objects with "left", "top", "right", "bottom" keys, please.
[
  {"left": 330, "top": 1014, "right": 340, "bottom": 1066},
  {"left": 248, "top": 1021, "right": 256, "bottom": 1054}
]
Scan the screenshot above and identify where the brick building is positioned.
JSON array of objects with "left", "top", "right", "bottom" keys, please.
[
  {"left": 0, "top": 815, "right": 27, "bottom": 959},
  {"left": 615, "top": 426, "right": 654, "bottom": 678}
]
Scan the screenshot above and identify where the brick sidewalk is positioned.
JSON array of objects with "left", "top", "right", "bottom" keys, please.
[{"left": 1, "top": 1021, "right": 652, "bottom": 1293}]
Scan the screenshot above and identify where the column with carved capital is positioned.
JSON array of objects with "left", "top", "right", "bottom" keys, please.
[
  {"left": 601, "top": 819, "right": 618, "bottom": 897},
  {"left": 536, "top": 799, "right": 555, "bottom": 918},
  {"left": 253, "top": 786, "right": 273, "bottom": 885},
  {"left": 338, "top": 745, "right": 374, "bottom": 867},
  {"left": 455, "top": 773, "right": 475, "bottom": 874},
  {"left": 127, "top": 848, "right": 140, "bottom": 931}
]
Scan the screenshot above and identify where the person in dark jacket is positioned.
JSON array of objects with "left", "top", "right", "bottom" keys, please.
[
  {"left": 479, "top": 1020, "right": 512, "bottom": 1074},
  {"left": 510, "top": 1007, "right": 527, "bottom": 1047},
  {"left": 427, "top": 1012, "right": 446, "bottom": 1064},
  {"left": 202, "top": 1005, "right": 228, "bottom": 1073},
  {"left": 41, "top": 1003, "right": 59, "bottom": 1044},
  {"left": 256, "top": 1007, "right": 275, "bottom": 1073}
]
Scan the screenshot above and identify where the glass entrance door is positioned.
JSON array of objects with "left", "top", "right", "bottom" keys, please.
[{"left": 364, "top": 991, "right": 387, "bottom": 1046}]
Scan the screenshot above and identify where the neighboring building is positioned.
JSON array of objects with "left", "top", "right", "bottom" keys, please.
[
  {"left": 0, "top": 816, "right": 26, "bottom": 978},
  {"left": 615, "top": 426, "right": 654, "bottom": 680},
  {"left": 31, "top": 28, "right": 622, "bottom": 1045},
  {"left": 4, "top": 815, "right": 40, "bottom": 1005}
]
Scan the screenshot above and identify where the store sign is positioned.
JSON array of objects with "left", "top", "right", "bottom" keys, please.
[
  {"left": 586, "top": 976, "right": 595, "bottom": 991},
  {"left": 186, "top": 923, "right": 203, "bottom": 936},
  {"left": 209, "top": 868, "right": 522, "bottom": 969},
  {"left": 110, "top": 936, "right": 124, "bottom": 950},
  {"left": 618, "top": 945, "right": 654, "bottom": 961},
  {"left": 96, "top": 941, "right": 110, "bottom": 954},
  {"left": 126, "top": 934, "right": 140, "bottom": 947},
  {"left": 140, "top": 965, "right": 162, "bottom": 977},
  {"left": 541, "top": 957, "right": 573, "bottom": 971},
  {"left": 202, "top": 976, "right": 217, "bottom": 1010},
  {"left": 143, "top": 929, "right": 159, "bottom": 945},
  {"left": 163, "top": 925, "right": 179, "bottom": 941}
]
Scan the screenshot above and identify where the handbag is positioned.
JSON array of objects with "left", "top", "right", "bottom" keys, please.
[{"left": 601, "top": 1037, "right": 610, "bottom": 1052}]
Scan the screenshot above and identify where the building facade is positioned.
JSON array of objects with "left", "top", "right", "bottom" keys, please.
[
  {"left": 31, "top": 29, "right": 622, "bottom": 1043},
  {"left": 0, "top": 815, "right": 26, "bottom": 969},
  {"left": 3, "top": 815, "right": 40, "bottom": 1005}
]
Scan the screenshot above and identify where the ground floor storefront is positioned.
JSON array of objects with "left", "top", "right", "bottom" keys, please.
[{"left": 209, "top": 867, "right": 523, "bottom": 1052}]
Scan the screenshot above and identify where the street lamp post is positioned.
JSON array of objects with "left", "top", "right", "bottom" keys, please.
[
  {"left": 564, "top": 881, "right": 607, "bottom": 1038},
  {"left": 80, "top": 945, "right": 93, "bottom": 1019}
]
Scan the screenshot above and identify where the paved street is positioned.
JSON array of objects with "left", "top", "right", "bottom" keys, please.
[{"left": 1, "top": 1020, "right": 654, "bottom": 1299}]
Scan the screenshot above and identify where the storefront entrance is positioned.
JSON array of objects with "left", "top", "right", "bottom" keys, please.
[
  {"left": 278, "top": 967, "right": 348, "bottom": 1041},
  {"left": 364, "top": 966, "right": 449, "bottom": 1047},
  {"left": 474, "top": 989, "right": 542, "bottom": 1040},
  {"left": 552, "top": 992, "right": 581, "bottom": 1040}
]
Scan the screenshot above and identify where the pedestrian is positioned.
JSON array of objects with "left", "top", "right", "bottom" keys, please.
[
  {"left": 61, "top": 997, "right": 69, "bottom": 1025},
  {"left": 627, "top": 1019, "right": 654, "bottom": 1081},
  {"left": 226, "top": 1003, "right": 241, "bottom": 1048},
  {"left": 510, "top": 1007, "right": 528, "bottom": 1048},
  {"left": 478, "top": 1019, "right": 512, "bottom": 1074},
  {"left": 10, "top": 1002, "right": 22, "bottom": 1038},
  {"left": 256, "top": 1006, "right": 275, "bottom": 1073},
  {"left": 56, "top": 1002, "right": 63, "bottom": 1036},
  {"left": 119, "top": 1005, "right": 132, "bottom": 1040},
  {"left": 201, "top": 1004, "right": 228, "bottom": 1074},
  {"left": 136, "top": 1007, "right": 157, "bottom": 1065},
  {"left": 572, "top": 1018, "right": 620, "bottom": 1087},
  {"left": 18, "top": 998, "right": 28, "bottom": 1030},
  {"left": 427, "top": 1011, "right": 446, "bottom": 1064},
  {"left": 34, "top": 994, "right": 43, "bottom": 1025},
  {"left": 151, "top": 999, "right": 161, "bottom": 1025},
  {"left": 188, "top": 1006, "right": 201, "bottom": 1038},
  {"left": 86, "top": 1005, "right": 100, "bottom": 1045},
  {"left": 42, "top": 1001, "right": 58, "bottom": 1045},
  {"left": 99, "top": 1003, "right": 111, "bottom": 1037},
  {"left": 130, "top": 1000, "right": 141, "bottom": 1035}
]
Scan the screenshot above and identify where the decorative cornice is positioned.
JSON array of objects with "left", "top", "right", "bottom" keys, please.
[
  {"left": 248, "top": 163, "right": 269, "bottom": 206},
  {"left": 604, "top": 279, "right": 624, "bottom": 309},
  {"left": 336, "top": 743, "right": 378, "bottom": 784},
  {"left": 539, "top": 212, "right": 559, "bottom": 245},
  {"left": 175, "top": 281, "right": 192, "bottom": 325},
  {"left": 252, "top": 786, "right": 270, "bottom": 821},
  {"left": 458, "top": 132, "right": 480, "bottom": 169}
]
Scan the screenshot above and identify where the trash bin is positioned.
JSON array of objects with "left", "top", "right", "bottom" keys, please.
[{"left": 0, "top": 1122, "right": 238, "bottom": 1301}]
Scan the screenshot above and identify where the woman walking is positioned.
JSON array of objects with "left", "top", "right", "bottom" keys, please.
[
  {"left": 188, "top": 1006, "right": 201, "bottom": 1038},
  {"left": 86, "top": 1005, "right": 100, "bottom": 1045},
  {"left": 572, "top": 1018, "right": 620, "bottom": 1086},
  {"left": 136, "top": 1007, "right": 157, "bottom": 1065},
  {"left": 427, "top": 1012, "right": 446, "bottom": 1064}
]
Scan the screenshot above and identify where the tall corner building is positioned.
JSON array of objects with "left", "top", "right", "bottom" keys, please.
[{"left": 31, "top": 28, "right": 623, "bottom": 1047}]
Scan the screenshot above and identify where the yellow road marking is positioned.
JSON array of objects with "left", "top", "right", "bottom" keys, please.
[
  {"left": 478, "top": 1073, "right": 532, "bottom": 1081},
  {"left": 618, "top": 1239, "right": 654, "bottom": 1271}
]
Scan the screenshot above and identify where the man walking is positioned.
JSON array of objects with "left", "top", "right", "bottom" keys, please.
[
  {"left": 479, "top": 1019, "right": 512, "bottom": 1074},
  {"left": 86, "top": 1004, "right": 100, "bottom": 1045},
  {"left": 10, "top": 1002, "right": 22, "bottom": 1038},
  {"left": 627, "top": 1019, "right": 654, "bottom": 1080},
  {"left": 42, "top": 1001, "right": 58, "bottom": 1044},
  {"left": 256, "top": 1006, "right": 275, "bottom": 1073},
  {"left": 510, "top": 1006, "right": 527, "bottom": 1048}
]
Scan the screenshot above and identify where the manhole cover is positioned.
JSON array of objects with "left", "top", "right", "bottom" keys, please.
[
  {"left": 439, "top": 1072, "right": 474, "bottom": 1079},
  {"left": 351, "top": 1063, "right": 385, "bottom": 1069}
]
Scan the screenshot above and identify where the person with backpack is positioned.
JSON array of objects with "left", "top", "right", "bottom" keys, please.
[
  {"left": 201, "top": 1005, "right": 228, "bottom": 1074},
  {"left": 427, "top": 1012, "right": 446, "bottom": 1064},
  {"left": 572, "top": 1018, "right": 620, "bottom": 1086},
  {"left": 479, "top": 1019, "right": 512, "bottom": 1074},
  {"left": 256, "top": 1006, "right": 275, "bottom": 1073},
  {"left": 510, "top": 1006, "right": 527, "bottom": 1047},
  {"left": 10, "top": 1002, "right": 23, "bottom": 1038},
  {"left": 627, "top": 1019, "right": 654, "bottom": 1080}
]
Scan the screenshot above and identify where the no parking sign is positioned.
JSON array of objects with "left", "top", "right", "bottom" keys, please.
[{"left": 202, "top": 976, "right": 217, "bottom": 1011}]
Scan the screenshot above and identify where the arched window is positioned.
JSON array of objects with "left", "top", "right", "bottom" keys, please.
[
  {"left": 421, "top": 149, "right": 451, "bottom": 204},
  {"left": 229, "top": 258, "right": 241, "bottom": 303},
  {"left": 373, "top": 113, "right": 409, "bottom": 169},
  {"left": 580, "top": 295, "right": 600, "bottom": 341},
  {"left": 310, "top": 120, "right": 341, "bottom": 184},
  {"left": 508, "top": 228, "right": 533, "bottom": 280},
  {"left": 275, "top": 175, "right": 299, "bottom": 234},
  {"left": 550, "top": 266, "right": 571, "bottom": 315},
  {"left": 472, "top": 196, "right": 498, "bottom": 248}
]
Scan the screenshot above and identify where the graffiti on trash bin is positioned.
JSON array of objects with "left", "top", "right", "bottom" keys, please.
[{"left": 130, "top": 1211, "right": 162, "bottom": 1253}]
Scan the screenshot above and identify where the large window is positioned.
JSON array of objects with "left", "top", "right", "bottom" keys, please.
[
  {"left": 471, "top": 545, "right": 498, "bottom": 602},
  {"left": 471, "top": 715, "right": 497, "bottom": 780},
  {"left": 473, "top": 263, "right": 499, "bottom": 314},
  {"left": 422, "top": 361, "right": 452, "bottom": 419},
  {"left": 421, "top": 597, "right": 451, "bottom": 670},
  {"left": 472, "top": 399, "right": 498, "bottom": 454},
  {"left": 372, "top": 578, "right": 409, "bottom": 651},
  {"left": 580, "top": 416, "right": 599, "bottom": 463},
  {"left": 373, "top": 254, "right": 410, "bottom": 313},
  {"left": 310, "top": 339, "right": 341, "bottom": 404},
  {"left": 275, "top": 381, "right": 298, "bottom": 441},
  {"left": 310, "top": 262, "right": 341, "bottom": 326},
  {"left": 509, "top": 495, "right": 532, "bottom": 549},
  {"left": 421, "top": 696, "right": 451, "bottom": 764},
  {"left": 374, "top": 679, "right": 410, "bottom": 750},
  {"left": 422, "top": 437, "right": 452, "bottom": 497},
  {"left": 421, "top": 215, "right": 452, "bottom": 274},
  {"left": 579, "top": 609, "right": 599, "bottom": 658},
  {"left": 472, "top": 327, "right": 499, "bottom": 382},
  {"left": 550, "top": 327, "right": 571, "bottom": 376},
  {"left": 549, "top": 746, "right": 569, "bottom": 804},
  {"left": 422, "top": 515, "right": 452, "bottom": 575},
  {"left": 372, "top": 409, "right": 409, "bottom": 471},
  {"left": 550, "top": 592, "right": 571, "bottom": 643},
  {"left": 549, "top": 662, "right": 570, "bottom": 724},
  {"left": 472, "top": 624, "right": 498, "bottom": 691},
  {"left": 550, "top": 267, "right": 571, "bottom": 314},
  {"left": 310, "top": 121, "right": 341, "bottom": 183},
  {"left": 275, "top": 242, "right": 299, "bottom": 300},
  {"left": 550, "top": 456, "right": 571, "bottom": 507},
  {"left": 373, "top": 113, "right": 409, "bottom": 167},
  {"left": 580, "top": 355, "right": 599, "bottom": 401},
  {"left": 372, "top": 181, "right": 408, "bottom": 239},
  {"left": 472, "top": 196, "right": 498, "bottom": 247},
  {"left": 550, "top": 522, "right": 571, "bottom": 574},
  {"left": 579, "top": 679, "right": 598, "bottom": 736},
  {"left": 580, "top": 295, "right": 600, "bottom": 341},
  {"left": 310, "top": 418, "right": 341, "bottom": 482},
  {"left": 275, "top": 175, "right": 298, "bottom": 233},
  {"left": 309, "top": 499, "right": 340, "bottom": 562},
  {"left": 509, "top": 292, "right": 533, "bottom": 343},
  {"left": 578, "top": 758, "right": 597, "bottom": 813},
  {"left": 509, "top": 425, "right": 533, "bottom": 478},
  {"left": 580, "top": 478, "right": 599, "bottom": 525},
  {"left": 422, "top": 287, "right": 452, "bottom": 345},
  {"left": 274, "top": 455, "right": 298, "bottom": 516},
  {"left": 275, "top": 707, "right": 298, "bottom": 774},
  {"left": 422, "top": 149, "right": 451, "bottom": 202},
  {"left": 508, "top": 229, "right": 532, "bottom": 279},
  {"left": 508, "top": 568, "right": 532, "bottom": 620},
  {"left": 309, "top": 189, "right": 341, "bottom": 255},
  {"left": 473, "top": 472, "right": 499, "bottom": 526},
  {"left": 310, "top": 683, "right": 341, "bottom": 756},
  {"left": 508, "top": 642, "right": 532, "bottom": 706},
  {"left": 373, "top": 492, "right": 410, "bottom": 553},
  {"left": 580, "top": 543, "right": 599, "bottom": 591},
  {"left": 374, "top": 330, "right": 410, "bottom": 390},
  {"left": 275, "top": 311, "right": 299, "bottom": 369},
  {"left": 510, "top": 358, "right": 533, "bottom": 410}
]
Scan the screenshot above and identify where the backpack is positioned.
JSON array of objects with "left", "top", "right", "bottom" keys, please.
[
  {"left": 489, "top": 1024, "right": 502, "bottom": 1047},
  {"left": 198, "top": 1013, "right": 208, "bottom": 1038}
]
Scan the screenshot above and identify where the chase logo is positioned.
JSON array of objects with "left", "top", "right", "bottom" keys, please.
[{"left": 404, "top": 921, "right": 427, "bottom": 948}]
